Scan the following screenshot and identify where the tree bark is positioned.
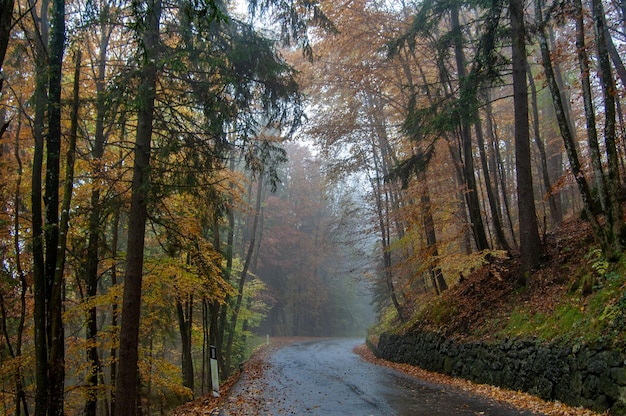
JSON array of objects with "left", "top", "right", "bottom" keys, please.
[
  {"left": 451, "top": 5, "right": 489, "bottom": 251},
  {"left": 527, "top": 64, "right": 560, "bottom": 227},
  {"left": 225, "top": 172, "right": 264, "bottom": 374},
  {"left": 115, "top": 0, "right": 162, "bottom": 413},
  {"left": 0, "top": 0, "right": 14, "bottom": 94},
  {"left": 510, "top": 0, "right": 542, "bottom": 278},
  {"left": 484, "top": 94, "right": 518, "bottom": 246},
  {"left": 574, "top": 0, "right": 608, "bottom": 213},
  {"left": 475, "top": 117, "right": 510, "bottom": 250},
  {"left": 592, "top": 0, "right": 625, "bottom": 257},
  {"left": 176, "top": 293, "right": 194, "bottom": 392},
  {"left": 535, "top": 0, "right": 605, "bottom": 249},
  {"left": 30, "top": 0, "right": 48, "bottom": 409},
  {"left": 44, "top": 0, "right": 66, "bottom": 413},
  {"left": 84, "top": 9, "right": 113, "bottom": 413}
]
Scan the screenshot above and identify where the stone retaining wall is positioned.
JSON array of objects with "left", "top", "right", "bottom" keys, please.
[{"left": 376, "top": 332, "right": 626, "bottom": 414}]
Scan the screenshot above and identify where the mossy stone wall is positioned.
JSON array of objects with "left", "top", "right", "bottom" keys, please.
[{"left": 376, "top": 332, "right": 626, "bottom": 414}]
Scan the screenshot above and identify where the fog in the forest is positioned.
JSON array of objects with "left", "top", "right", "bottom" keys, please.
[{"left": 253, "top": 143, "right": 378, "bottom": 338}]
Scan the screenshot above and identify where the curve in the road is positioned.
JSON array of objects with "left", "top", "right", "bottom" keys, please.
[{"left": 223, "top": 338, "right": 544, "bottom": 416}]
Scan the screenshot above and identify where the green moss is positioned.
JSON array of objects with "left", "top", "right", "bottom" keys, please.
[
  {"left": 427, "top": 297, "right": 458, "bottom": 325},
  {"left": 499, "top": 283, "right": 625, "bottom": 345}
]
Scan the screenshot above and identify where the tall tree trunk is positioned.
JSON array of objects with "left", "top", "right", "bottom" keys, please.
[
  {"left": 45, "top": 0, "right": 66, "bottom": 413},
  {"left": 49, "top": 48, "right": 79, "bottom": 416},
  {"left": 1, "top": 107, "right": 29, "bottom": 416},
  {"left": 574, "top": 0, "right": 608, "bottom": 213},
  {"left": 115, "top": 0, "right": 161, "bottom": 413},
  {"left": 451, "top": 5, "right": 489, "bottom": 251},
  {"left": 484, "top": 94, "right": 518, "bottom": 246},
  {"left": 371, "top": 168, "right": 405, "bottom": 322},
  {"left": 225, "top": 173, "right": 264, "bottom": 374},
  {"left": 510, "top": 0, "right": 542, "bottom": 278},
  {"left": 29, "top": 0, "right": 48, "bottom": 413},
  {"left": 592, "top": 0, "right": 625, "bottom": 257},
  {"left": 419, "top": 171, "right": 447, "bottom": 294},
  {"left": 535, "top": 0, "right": 605, "bottom": 248},
  {"left": 216, "top": 155, "right": 237, "bottom": 376},
  {"left": 475, "top": 117, "right": 510, "bottom": 250},
  {"left": 11, "top": 102, "right": 29, "bottom": 416},
  {"left": 84, "top": 10, "right": 112, "bottom": 413},
  {"left": 527, "top": 64, "right": 560, "bottom": 227}
]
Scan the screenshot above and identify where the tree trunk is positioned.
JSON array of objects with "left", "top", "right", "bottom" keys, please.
[
  {"left": 475, "top": 117, "right": 511, "bottom": 250},
  {"left": 11, "top": 102, "right": 29, "bottom": 416},
  {"left": 484, "top": 94, "right": 518, "bottom": 246},
  {"left": 115, "top": 0, "right": 161, "bottom": 413},
  {"left": 0, "top": 0, "right": 14, "bottom": 94},
  {"left": 510, "top": 0, "right": 542, "bottom": 278},
  {"left": 573, "top": 0, "right": 608, "bottom": 214},
  {"left": 84, "top": 11, "right": 113, "bottom": 413},
  {"left": 225, "top": 173, "right": 264, "bottom": 374},
  {"left": 50, "top": 49, "right": 79, "bottom": 416},
  {"left": 451, "top": 5, "right": 489, "bottom": 251},
  {"left": 419, "top": 173, "right": 447, "bottom": 294},
  {"left": 535, "top": 0, "right": 605, "bottom": 248},
  {"left": 527, "top": 64, "right": 560, "bottom": 227},
  {"left": 45, "top": 0, "right": 66, "bottom": 413},
  {"left": 29, "top": 0, "right": 48, "bottom": 413},
  {"left": 109, "top": 200, "right": 121, "bottom": 416},
  {"left": 176, "top": 293, "right": 194, "bottom": 392},
  {"left": 2, "top": 109, "right": 29, "bottom": 415},
  {"left": 592, "top": 0, "right": 625, "bottom": 257}
]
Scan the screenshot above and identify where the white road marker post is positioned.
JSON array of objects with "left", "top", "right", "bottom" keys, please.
[{"left": 210, "top": 345, "right": 220, "bottom": 397}]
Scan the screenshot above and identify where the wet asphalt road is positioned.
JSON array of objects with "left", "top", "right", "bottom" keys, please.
[{"left": 223, "top": 338, "right": 543, "bottom": 415}]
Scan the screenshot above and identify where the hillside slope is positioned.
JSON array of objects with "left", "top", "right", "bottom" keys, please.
[{"left": 403, "top": 218, "right": 626, "bottom": 349}]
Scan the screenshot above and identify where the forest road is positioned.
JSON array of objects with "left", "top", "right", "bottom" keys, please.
[{"left": 221, "top": 338, "right": 544, "bottom": 415}]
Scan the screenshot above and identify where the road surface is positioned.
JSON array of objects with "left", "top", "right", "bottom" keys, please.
[{"left": 222, "top": 338, "right": 543, "bottom": 415}]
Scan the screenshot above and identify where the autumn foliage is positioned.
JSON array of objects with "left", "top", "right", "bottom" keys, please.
[{"left": 0, "top": 0, "right": 626, "bottom": 412}]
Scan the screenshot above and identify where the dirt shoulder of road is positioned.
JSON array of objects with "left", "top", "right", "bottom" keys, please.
[
  {"left": 353, "top": 344, "right": 605, "bottom": 416},
  {"left": 170, "top": 337, "right": 316, "bottom": 415}
]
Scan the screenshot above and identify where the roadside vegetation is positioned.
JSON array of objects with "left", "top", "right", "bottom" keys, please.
[{"left": 370, "top": 218, "right": 626, "bottom": 350}]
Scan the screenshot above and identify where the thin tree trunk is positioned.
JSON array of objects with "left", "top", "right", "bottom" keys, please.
[
  {"left": 592, "top": 0, "right": 625, "bottom": 257},
  {"left": 574, "top": 0, "right": 608, "bottom": 213},
  {"left": 50, "top": 50, "right": 80, "bottom": 416},
  {"left": 451, "top": 5, "right": 489, "bottom": 251},
  {"left": 225, "top": 173, "right": 264, "bottom": 374},
  {"left": 109, "top": 200, "right": 121, "bottom": 416},
  {"left": 419, "top": 172, "right": 447, "bottom": 293},
  {"left": 45, "top": 0, "right": 66, "bottom": 412},
  {"left": 527, "top": 64, "right": 560, "bottom": 226},
  {"left": 12, "top": 100, "right": 29, "bottom": 416},
  {"left": 371, "top": 167, "right": 405, "bottom": 322},
  {"left": 29, "top": 0, "right": 48, "bottom": 412},
  {"left": 484, "top": 94, "right": 518, "bottom": 246},
  {"left": 176, "top": 292, "right": 194, "bottom": 392},
  {"left": 475, "top": 117, "right": 510, "bottom": 250},
  {"left": 535, "top": 0, "right": 605, "bottom": 248},
  {"left": 84, "top": 16, "right": 111, "bottom": 411},
  {"left": 1, "top": 111, "right": 30, "bottom": 415}
]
